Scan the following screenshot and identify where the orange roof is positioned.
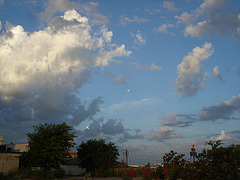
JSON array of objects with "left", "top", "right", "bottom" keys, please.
[{"left": 68, "top": 149, "right": 77, "bottom": 156}]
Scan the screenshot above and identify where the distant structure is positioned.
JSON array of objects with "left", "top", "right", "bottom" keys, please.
[
  {"left": 190, "top": 144, "right": 197, "bottom": 162},
  {"left": 0, "top": 142, "right": 29, "bottom": 175}
]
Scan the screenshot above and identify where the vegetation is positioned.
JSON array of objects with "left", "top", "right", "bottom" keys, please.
[
  {"left": 9, "top": 124, "right": 240, "bottom": 180},
  {"left": 77, "top": 139, "right": 119, "bottom": 176},
  {"left": 19, "top": 122, "right": 75, "bottom": 178},
  {"left": 160, "top": 140, "right": 240, "bottom": 180}
]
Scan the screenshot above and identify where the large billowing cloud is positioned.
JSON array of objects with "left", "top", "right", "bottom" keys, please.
[
  {"left": 178, "top": 0, "right": 240, "bottom": 41},
  {"left": 176, "top": 42, "right": 214, "bottom": 97},
  {"left": 0, "top": 9, "right": 131, "bottom": 142}
]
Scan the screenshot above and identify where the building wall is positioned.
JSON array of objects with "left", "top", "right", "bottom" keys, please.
[
  {"left": 6, "top": 143, "right": 29, "bottom": 152},
  {"left": 0, "top": 153, "right": 20, "bottom": 175},
  {"left": 60, "top": 164, "right": 86, "bottom": 176}
]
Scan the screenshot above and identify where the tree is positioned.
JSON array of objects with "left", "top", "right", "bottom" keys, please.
[
  {"left": 77, "top": 139, "right": 119, "bottom": 176},
  {"left": 202, "top": 140, "right": 240, "bottom": 179},
  {"left": 20, "top": 122, "right": 76, "bottom": 170},
  {"left": 162, "top": 150, "right": 186, "bottom": 179}
]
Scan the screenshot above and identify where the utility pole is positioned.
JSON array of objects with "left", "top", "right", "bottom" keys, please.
[{"left": 125, "top": 149, "right": 129, "bottom": 166}]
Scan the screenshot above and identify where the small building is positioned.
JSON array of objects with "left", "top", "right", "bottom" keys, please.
[
  {"left": 0, "top": 143, "right": 29, "bottom": 175},
  {"left": 0, "top": 152, "right": 21, "bottom": 175},
  {"left": 60, "top": 158, "right": 86, "bottom": 176},
  {"left": 4, "top": 143, "right": 29, "bottom": 153}
]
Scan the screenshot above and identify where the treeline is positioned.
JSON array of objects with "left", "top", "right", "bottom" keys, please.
[
  {"left": 157, "top": 140, "right": 240, "bottom": 179},
  {"left": 1, "top": 123, "right": 239, "bottom": 179}
]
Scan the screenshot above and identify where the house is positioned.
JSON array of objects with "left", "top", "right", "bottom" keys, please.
[{"left": 0, "top": 143, "right": 29, "bottom": 175}]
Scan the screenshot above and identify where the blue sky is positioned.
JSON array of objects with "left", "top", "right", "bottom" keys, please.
[{"left": 0, "top": 0, "right": 240, "bottom": 164}]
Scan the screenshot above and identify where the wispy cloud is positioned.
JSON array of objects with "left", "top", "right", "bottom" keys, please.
[
  {"left": 163, "top": 1, "right": 177, "bottom": 11},
  {"left": 120, "top": 16, "right": 148, "bottom": 26},
  {"left": 130, "top": 62, "right": 162, "bottom": 71},
  {"left": 213, "top": 66, "right": 222, "bottom": 81},
  {"left": 115, "top": 75, "right": 127, "bottom": 86},
  {"left": 103, "top": 97, "right": 162, "bottom": 114},
  {"left": 161, "top": 112, "right": 197, "bottom": 127}
]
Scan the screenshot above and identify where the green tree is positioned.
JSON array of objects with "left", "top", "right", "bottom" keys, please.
[
  {"left": 162, "top": 150, "right": 186, "bottom": 180},
  {"left": 20, "top": 122, "right": 76, "bottom": 170},
  {"left": 203, "top": 140, "right": 240, "bottom": 179},
  {"left": 77, "top": 139, "right": 119, "bottom": 176},
  {"left": 181, "top": 141, "right": 240, "bottom": 180}
]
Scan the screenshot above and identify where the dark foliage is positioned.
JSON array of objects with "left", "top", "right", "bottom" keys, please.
[
  {"left": 19, "top": 122, "right": 76, "bottom": 171},
  {"left": 77, "top": 139, "right": 119, "bottom": 176}
]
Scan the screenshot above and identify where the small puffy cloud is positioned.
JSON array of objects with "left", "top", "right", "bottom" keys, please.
[
  {"left": 155, "top": 23, "right": 174, "bottom": 34},
  {"left": 162, "top": 112, "right": 178, "bottom": 122},
  {"left": 130, "top": 62, "right": 162, "bottom": 71},
  {"left": 150, "top": 63, "right": 162, "bottom": 71},
  {"left": 176, "top": 42, "right": 214, "bottom": 97},
  {"left": 131, "top": 31, "right": 146, "bottom": 46},
  {"left": 175, "top": 12, "right": 198, "bottom": 24},
  {"left": 120, "top": 16, "right": 148, "bottom": 26},
  {"left": 213, "top": 66, "right": 222, "bottom": 81},
  {"left": 40, "top": 0, "right": 108, "bottom": 25},
  {"left": 115, "top": 75, "right": 127, "bottom": 86},
  {"left": 199, "top": 94, "right": 240, "bottom": 121},
  {"left": 216, "top": 130, "right": 231, "bottom": 140},
  {"left": 149, "top": 126, "right": 181, "bottom": 142},
  {"left": 0, "top": 0, "right": 4, "bottom": 5},
  {"left": 163, "top": 1, "right": 177, "bottom": 11}
]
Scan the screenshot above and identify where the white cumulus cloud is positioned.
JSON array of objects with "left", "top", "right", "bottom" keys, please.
[
  {"left": 0, "top": 10, "right": 131, "bottom": 103},
  {"left": 176, "top": 42, "right": 214, "bottom": 97}
]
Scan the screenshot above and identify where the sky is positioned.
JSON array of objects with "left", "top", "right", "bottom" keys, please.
[{"left": 0, "top": 0, "right": 240, "bottom": 165}]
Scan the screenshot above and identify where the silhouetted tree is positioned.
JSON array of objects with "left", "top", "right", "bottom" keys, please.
[
  {"left": 77, "top": 139, "right": 119, "bottom": 176},
  {"left": 20, "top": 122, "right": 75, "bottom": 170}
]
